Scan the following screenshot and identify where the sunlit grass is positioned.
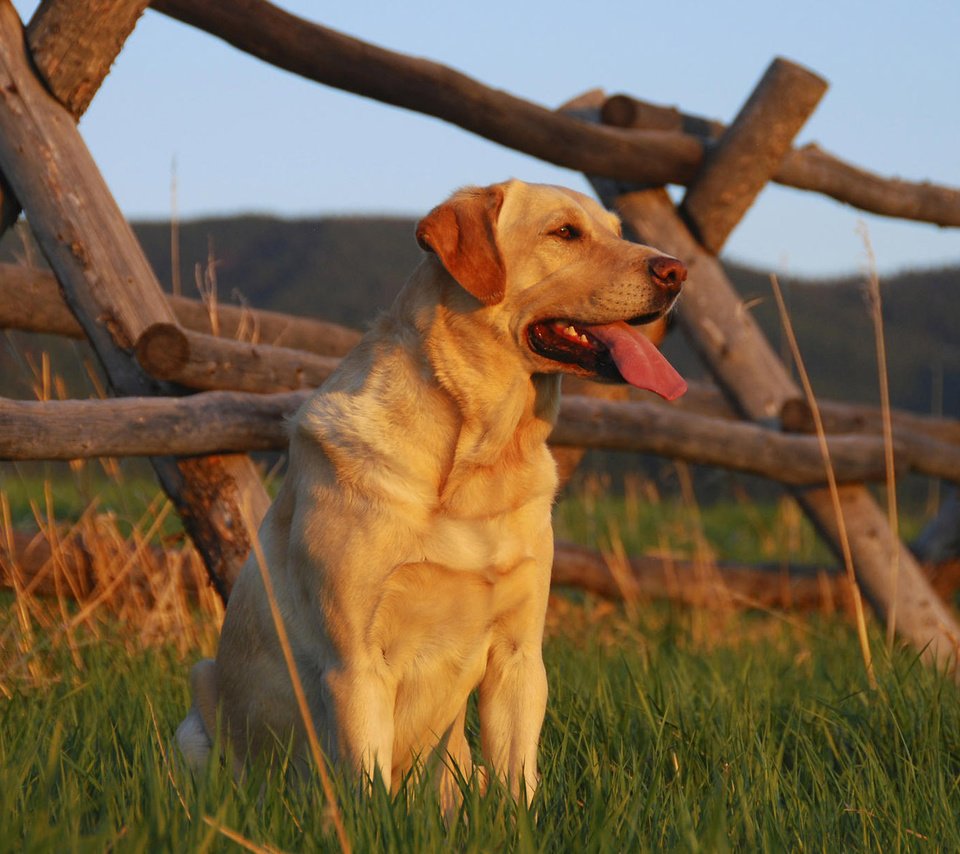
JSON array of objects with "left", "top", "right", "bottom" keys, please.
[
  {"left": 1, "top": 460, "right": 956, "bottom": 851},
  {"left": 2, "top": 600, "right": 958, "bottom": 852}
]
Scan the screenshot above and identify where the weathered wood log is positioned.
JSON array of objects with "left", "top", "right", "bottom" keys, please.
[
  {"left": 152, "top": 0, "right": 702, "bottom": 187},
  {"left": 552, "top": 396, "right": 898, "bottom": 485},
  {"left": 551, "top": 541, "right": 853, "bottom": 612},
  {"left": 0, "top": 391, "right": 305, "bottom": 458},
  {"left": 0, "top": 391, "right": 912, "bottom": 489},
  {"left": 0, "top": 526, "right": 883, "bottom": 614},
  {"left": 151, "top": 0, "right": 960, "bottom": 228},
  {"left": 578, "top": 88, "right": 960, "bottom": 666},
  {"left": 166, "top": 291, "right": 361, "bottom": 355},
  {"left": 135, "top": 322, "right": 340, "bottom": 392},
  {"left": 0, "top": 527, "right": 207, "bottom": 602},
  {"left": 600, "top": 94, "right": 725, "bottom": 139},
  {"left": 680, "top": 58, "right": 827, "bottom": 254},
  {"left": 780, "top": 395, "right": 960, "bottom": 446},
  {"left": 600, "top": 90, "right": 960, "bottom": 229},
  {"left": 26, "top": 0, "right": 148, "bottom": 119},
  {"left": 0, "top": 0, "right": 267, "bottom": 599},
  {"left": 0, "top": 0, "right": 151, "bottom": 231},
  {"left": 0, "top": 263, "right": 363, "bottom": 355}
]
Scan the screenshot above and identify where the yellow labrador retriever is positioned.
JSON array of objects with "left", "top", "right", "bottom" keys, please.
[{"left": 176, "top": 179, "right": 686, "bottom": 803}]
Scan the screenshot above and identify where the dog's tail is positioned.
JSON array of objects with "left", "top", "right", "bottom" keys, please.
[{"left": 175, "top": 658, "right": 219, "bottom": 770}]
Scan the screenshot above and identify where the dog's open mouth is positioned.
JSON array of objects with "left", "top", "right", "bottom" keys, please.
[{"left": 526, "top": 317, "right": 687, "bottom": 400}]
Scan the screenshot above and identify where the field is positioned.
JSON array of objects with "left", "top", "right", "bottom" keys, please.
[{"left": 2, "top": 469, "right": 959, "bottom": 852}]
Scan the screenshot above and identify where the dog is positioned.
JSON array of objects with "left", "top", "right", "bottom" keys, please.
[{"left": 176, "top": 179, "right": 686, "bottom": 805}]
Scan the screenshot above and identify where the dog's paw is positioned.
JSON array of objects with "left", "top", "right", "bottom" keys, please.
[{"left": 175, "top": 707, "right": 213, "bottom": 772}]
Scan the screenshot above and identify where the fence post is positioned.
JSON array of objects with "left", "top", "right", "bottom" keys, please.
[
  {"left": 567, "top": 64, "right": 960, "bottom": 668},
  {"left": 0, "top": 0, "right": 269, "bottom": 599}
]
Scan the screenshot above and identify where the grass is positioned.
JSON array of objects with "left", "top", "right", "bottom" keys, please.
[
  {"left": 0, "top": 465, "right": 955, "bottom": 851},
  {"left": 1, "top": 598, "right": 958, "bottom": 852}
]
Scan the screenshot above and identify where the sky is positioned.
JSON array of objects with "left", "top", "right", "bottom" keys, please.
[{"left": 11, "top": 0, "right": 960, "bottom": 276}]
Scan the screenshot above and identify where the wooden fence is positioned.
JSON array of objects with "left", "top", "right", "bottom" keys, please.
[{"left": 1, "top": 0, "right": 959, "bottom": 668}]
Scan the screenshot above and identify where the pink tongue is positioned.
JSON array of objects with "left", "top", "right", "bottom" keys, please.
[{"left": 586, "top": 321, "right": 687, "bottom": 400}]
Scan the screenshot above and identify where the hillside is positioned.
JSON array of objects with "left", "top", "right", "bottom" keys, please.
[{"left": 1, "top": 215, "right": 957, "bottom": 419}]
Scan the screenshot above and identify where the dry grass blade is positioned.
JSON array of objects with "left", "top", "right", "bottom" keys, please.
[
  {"left": 858, "top": 225, "right": 901, "bottom": 653},
  {"left": 769, "top": 273, "right": 877, "bottom": 689},
  {"left": 146, "top": 694, "right": 192, "bottom": 820},
  {"left": 202, "top": 816, "right": 288, "bottom": 854},
  {"left": 240, "top": 502, "right": 352, "bottom": 854}
]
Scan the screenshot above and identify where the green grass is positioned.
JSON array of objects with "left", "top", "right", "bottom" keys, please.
[
  {"left": 2, "top": 473, "right": 955, "bottom": 850},
  {"left": 2, "top": 608, "right": 958, "bottom": 853},
  {"left": 0, "top": 466, "right": 177, "bottom": 533}
]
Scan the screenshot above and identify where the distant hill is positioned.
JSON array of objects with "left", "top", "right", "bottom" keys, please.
[{"left": 1, "top": 215, "right": 958, "bottom": 419}]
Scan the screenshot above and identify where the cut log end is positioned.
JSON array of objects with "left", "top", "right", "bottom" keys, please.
[
  {"left": 780, "top": 397, "right": 815, "bottom": 433},
  {"left": 135, "top": 322, "right": 189, "bottom": 380}
]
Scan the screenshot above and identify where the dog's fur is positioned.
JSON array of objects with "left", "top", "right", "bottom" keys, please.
[{"left": 176, "top": 180, "right": 684, "bottom": 803}]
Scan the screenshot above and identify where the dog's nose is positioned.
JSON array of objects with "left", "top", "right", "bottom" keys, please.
[{"left": 648, "top": 256, "right": 687, "bottom": 294}]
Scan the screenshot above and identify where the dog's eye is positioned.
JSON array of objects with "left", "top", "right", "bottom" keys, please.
[{"left": 551, "top": 224, "right": 581, "bottom": 240}]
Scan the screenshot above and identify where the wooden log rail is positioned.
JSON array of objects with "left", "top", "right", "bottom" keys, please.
[
  {"left": 1, "top": 526, "right": 885, "bottom": 614},
  {"left": 149, "top": 0, "right": 960, "bottom": 228},
  {"left": 134, "top": 323, "right": 340, "bottom": 391},
  {"left": 0, "top": 263, "right": 362, "bottom": 355},
  {"left": 569, "top": 78, "right": 960, "bottom": 666},
  {"left": 0, "top": 0, "right": 270, "bottom": 599},
  {"left": 0, "top": 390, "right": 938, "bottom": 490},
  {"left": 676, "top": 381, "right": 960, "bottom": 447}
]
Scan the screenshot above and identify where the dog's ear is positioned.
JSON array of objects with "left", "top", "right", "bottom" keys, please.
[{"left": 415, "top": 185, "right": 506, "bottom": 305}]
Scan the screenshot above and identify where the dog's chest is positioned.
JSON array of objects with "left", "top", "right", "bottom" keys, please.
[
  {"left": 421, "top": 498, "right": 551, "bottom": 576},
  {"left": 420, "top": 445, "right": 557, "bottom": 575}
]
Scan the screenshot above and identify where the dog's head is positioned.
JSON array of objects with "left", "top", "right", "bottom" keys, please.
[{"left": 416, "top": 180, "right": 686, "bottom": 400}]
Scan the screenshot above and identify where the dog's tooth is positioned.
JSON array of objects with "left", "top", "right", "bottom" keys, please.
[
  {"left": 580, "top": 334, "right": 589, "bottom": 344},
  {"left": 564, "top": 325, "right": 577, "bottom": 337}
]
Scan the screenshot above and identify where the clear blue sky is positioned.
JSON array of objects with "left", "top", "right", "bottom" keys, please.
[{"left": 12, "top": 0, "right": 960, "bottom": 276}]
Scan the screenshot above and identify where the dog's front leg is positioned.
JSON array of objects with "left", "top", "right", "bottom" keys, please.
[
  {"left": 325, "top": 665, "right": 396, "bottom": 790},
  {"left": 477, "top": 639, "right": 547, "bottom": 802}
]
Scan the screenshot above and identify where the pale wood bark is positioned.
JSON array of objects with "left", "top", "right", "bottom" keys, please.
[
  {"left": 26, "top": 0, "right": 148, "bottom": 119},
  {"left": 151, "top": 0, "right": 960, "bottom": 227},
  {"left": 669, "top": 380, "right": 960, "bottom": 451},
  {"left": 624, "top": 191, "right": 960, "bottom": 666},
  {"left": 0, "top": 390, "right": 304, "bottom": 458},
  {"left": 0, "top": 0, "right": 151, "bottom": 231},
  {"left": 680, "top": 58, "right": 827, "bottom": 254},
  {"left": 0, "top": 263, "right": 362, "bottom": 355},
  {"left": 135, "top": 322, "right": 340, "bottom": 392},
  {"left": 0, "top": 0, "right": 267, "bottom": 599},
  {"left": 552, "top": 377, "right": 630, "bottom": 485}
]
